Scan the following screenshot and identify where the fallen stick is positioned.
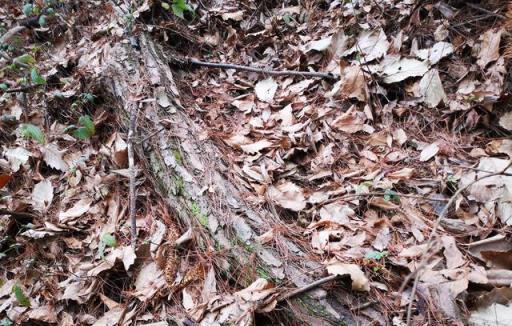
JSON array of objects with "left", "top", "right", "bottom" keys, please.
[
  {"left": 182, "top": 57, "right": 340, "bottom": 80},
  {"left": 279, "top": 274, "right": 339, "bottom": 302},
  {"left": 403, "top": 161, "right": 512, "bottom": 326},
  {"left": 0, "top": 26, "right": 26, "bottom": 44},
  {"left": 127, "top": 103, "right": 139, "bottom": 246}
]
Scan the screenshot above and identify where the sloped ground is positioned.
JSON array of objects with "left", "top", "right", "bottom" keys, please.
[{"left": 1, "top": 0, "right": 512, "bottom": 325}]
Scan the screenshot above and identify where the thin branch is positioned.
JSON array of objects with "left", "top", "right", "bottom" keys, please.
[
  {"left": 466, "top": 3, "right": 506, "bottom": 19},
  {"left": 339, "top": 192, "right": 448, "bottom": 202},
  {"left": 184, "top": 57, "right": 340, "bottom": 80},
  {"left": 403, "top": 161, "right": 512, "bottom": 326},
  {"left": 0, "top": 26, "right": 26, "bottom": 44},
  {"left": 279, "top": 274, "right": 339, "bottom": 302},
  {"left": 127, "top": 103, "right": 139, "bottom": 247},
  {"left": 1, "top": 85, "right": 39, "bottom": 94},
  {"left": 0, "top": 209, "right": 38, "bottom": 220}
]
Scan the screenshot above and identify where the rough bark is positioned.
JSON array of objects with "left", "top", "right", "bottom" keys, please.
[{"left": 99, "top": 33, "right": 355, "bottom": 325}]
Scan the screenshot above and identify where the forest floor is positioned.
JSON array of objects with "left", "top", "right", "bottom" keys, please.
[{"left": 1, "top": 0, "right": 512, "bottom": 325}]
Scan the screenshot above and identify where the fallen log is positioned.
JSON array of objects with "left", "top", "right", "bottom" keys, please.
[{"left": 93, "top": 26, "right": 358, "bottom": 324}]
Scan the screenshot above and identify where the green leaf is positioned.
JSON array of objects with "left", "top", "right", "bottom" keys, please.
[
  {"left": 73, "top": 115, "right": 95, "bottom": 139},
  {"left": 99, "top": 233, "right": 116, "bottom": 258},
  {"left": 171, "top": 0, "right": 193, "bottom": 19},
  {"left": 365, "top": 251, "right": 388, "bottom": 260},
  {"left": 383, "top": 190, "right": 400, "bottom": 203},
  {"left": 22, "top": 3, "right": 33, "bottom": 16},
  {"left": 82, "top": 93, "right": 95, "bottom": 103},
  {"left": 30, "top": 68, "right": 46, "bottom": 85},
  {"left": 20, "top": 124, "right": 45, "bottom": 144},
  {"left": 161, "top": 2, "right": 170, "bottom": 10},
  {"left": 171, "top": 4, "right": 184, "bottom": 18},
  {"left": 102, "top": 233, "right": 117, "bottom": 247},
  {"left": 0, "top": 83, "right": 8, "bottom": 91},
  {"left": 73, "top": 127, "right": 90, "bottom": 140},
  {"left": 78, "top": 115, "right": 95, "bottom": 134},
  {"left": 12, "top": 284, "right": 30, "bottom": 307},
  {"left": 0, "top": 318, "right": 13, "bottom": 326},
  {"left": 14, "top": 54, "right": 36, "bottom": 65},
  {"left": 32, "top": 5, "right": 40, "bottom": 15},
  {"left": 38, "top": 15, "right": 47, "bottom": 27}
]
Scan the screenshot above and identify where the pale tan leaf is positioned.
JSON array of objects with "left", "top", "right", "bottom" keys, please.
[
  {"left": 255, "top": 78, "right": 278, "bottom": 103},
  {"left": 326, "top": 260, "right": 370, "bottom": 292},
  {"left": 59, "top": 198, "right": 93, "bottom": 223},
  {"left": 31, "top": 179, "right": 54, "bottom": 212},
  {"left": 267, "top": 180, "right": 306, "bottom": 211},
  {"left": 420, "top": 142, "right": 439, "bottom": 162},
  {"left": 240, "top": 139, "right": 273, "bottom": 154},
  {"left": 383, "top": 58, "right": 429, "bottom": 84},
  {"left": 419, "top": 69, "right": 447, "bottom": 108},
  {"left": 499, "top": 112, "right": 512, "bottom": 131},
  {"left": 442, "top": 236, "right": 465, "bottom": 269},
  {"left": 43, "top": 144, "right": 68, "bottom": 171},
  {"left": 477, "top": 29, "right": 502, "bottom": 69},
  {"left": 4, "top": 147, "right": 31, "bottom": 172}
]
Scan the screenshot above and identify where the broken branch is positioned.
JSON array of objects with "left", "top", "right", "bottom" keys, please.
[
  {"left": 128, "top": 103, "right": 138, "bottom": 246},
  {"left": 183, "top": 57, "right": 340, "bottom": 80}
]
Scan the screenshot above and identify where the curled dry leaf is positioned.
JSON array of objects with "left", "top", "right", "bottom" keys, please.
[
  {"left": 267, "top": 180, "right": 306, "bottom": 211},
  {"left": 326, "top": 259, "right": 370, "bottom": 292},
  {"left": 420, "top": 142, "right": 439, "bottom": 162},
  {"left": 59, "top": 198, "right": 93, "bottom": 223},
  {"left": 331, "top": 106, "right": 365, "bottom": 134}
]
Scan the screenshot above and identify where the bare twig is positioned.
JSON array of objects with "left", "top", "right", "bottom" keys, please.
[
  {"left": 339, "top": 192, "right": 448, "bottom": 202},
  {"left": 127, "top": 103, "right": 139, "bottom": 246},
  {"left": 137, "top": 126, "right": 166, "bottom": 144},
  {"left": 279, "top": 274, "right": 339, "bottom": 302},
  {"left": 0, "top": 26, "right": 26, "bottom": 44},
  {"left": 0, "top": 85, "right": 39, "bottom": 94},
  {"left": 184, "top": 57, "right": 339, "bottom": 80},
  {"left": 403, "top": 161, "right": 512, "bottom": 325},
  {"left": 0, "top": 209, "right": 38, "bottom": 220},
  {"left": 466, "top": 3, "right": 506, "bottom": 19}
]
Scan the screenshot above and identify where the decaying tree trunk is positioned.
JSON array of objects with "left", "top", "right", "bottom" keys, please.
[{"left": 97, "top": 32, "right": 358, "bottom": 325}]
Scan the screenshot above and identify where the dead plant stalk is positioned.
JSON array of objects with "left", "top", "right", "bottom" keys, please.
[{"left": 128, "top": 103, "right": 138, "bottom": 246}]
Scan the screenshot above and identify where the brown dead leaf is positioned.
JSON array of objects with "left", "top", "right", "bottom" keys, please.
[
  {"left": 331, "top": 106, "right": 365, "bottom": 133},
  {"left": 477, "top": 29, "right": 502, "bottom": 69},
  {"left": 0, "top": 174, "right": 11, "bottom": 188}
]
